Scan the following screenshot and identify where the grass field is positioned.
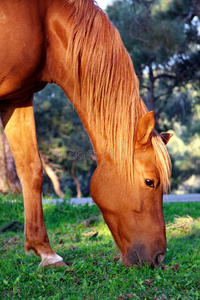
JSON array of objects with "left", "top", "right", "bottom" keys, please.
[{"left": 0, "top": 194, "right": 200, "bottom": 299}]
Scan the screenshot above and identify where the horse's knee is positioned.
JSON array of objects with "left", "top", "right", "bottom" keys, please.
[
  {"left": 17, "top": 159, "right": 43, "bottom": 190},
  {"left": 31, "top": 167, "right": 43, "bottom": 190}
]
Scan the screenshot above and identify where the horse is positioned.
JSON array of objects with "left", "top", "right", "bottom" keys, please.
[{"left": 0, "top": 0, "right": 172, "bottom": 268}]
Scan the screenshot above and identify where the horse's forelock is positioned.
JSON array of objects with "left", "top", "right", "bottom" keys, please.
[{"left": 152, "top": 134, "right": 171, "bottom": 194}]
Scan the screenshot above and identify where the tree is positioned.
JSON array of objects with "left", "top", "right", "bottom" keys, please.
[{"left": 106, "top": 0, "right": 200, "bottom": 129}]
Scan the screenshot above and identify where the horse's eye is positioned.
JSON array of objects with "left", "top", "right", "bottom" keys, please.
[{"left": 145, "top": 179, "right": 154, "bottom": 188}]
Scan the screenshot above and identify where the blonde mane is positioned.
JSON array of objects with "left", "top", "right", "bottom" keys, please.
[{"left": 66, "top": 0, "right": 171, "bottom": 193}]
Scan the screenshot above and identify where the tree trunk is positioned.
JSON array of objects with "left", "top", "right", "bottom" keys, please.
[
  {"left": 0, "top": 120, "right": 22, "bottom": 194},
  {"left": 0, "top": 122, "right": 8, "bottom": 193},
  {"left": 147, "top": 64, "right": 155, "bottom": 112},
  {"left": 41, "top": 155, "right": 65, "bottom": 198},
  {"left": 71, "top": 161, "right": 82, "bottom": 198},
  {"left": 193, "top": 0, "right": 200, "bottom": 19}
]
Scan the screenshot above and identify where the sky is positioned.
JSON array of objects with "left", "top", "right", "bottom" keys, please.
[{"left": 95, "top": 0, "right": 113, "bottom": 10}]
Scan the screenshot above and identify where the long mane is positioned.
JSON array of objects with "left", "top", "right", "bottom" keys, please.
[{"left": 66, "top": 0, "right": 171, "bottom": 193}]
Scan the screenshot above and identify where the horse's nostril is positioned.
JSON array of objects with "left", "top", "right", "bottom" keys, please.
[{"left": 155, "top": 252, "right": 165, "bottom": 267}]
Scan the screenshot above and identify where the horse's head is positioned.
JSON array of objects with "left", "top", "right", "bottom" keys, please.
[{"left": 90, "top": 112, "right": 172, "bottom": 268}]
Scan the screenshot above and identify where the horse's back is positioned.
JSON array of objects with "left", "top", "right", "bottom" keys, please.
[{"left": 0, "top": 0, "right": 46, "bottom": 100}]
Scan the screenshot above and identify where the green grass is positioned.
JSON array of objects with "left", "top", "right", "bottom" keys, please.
[{"left": 0, "top": 194, "right": 199, "bottom": 299}]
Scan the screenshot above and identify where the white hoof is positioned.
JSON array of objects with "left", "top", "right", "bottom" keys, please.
[{"left": 39, "top": 253, "right": 65, "bottom": 267}]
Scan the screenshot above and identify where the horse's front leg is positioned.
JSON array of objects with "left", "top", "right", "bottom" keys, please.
[{"left": 1, "top": 97, "right": 65, "bottom": 267}]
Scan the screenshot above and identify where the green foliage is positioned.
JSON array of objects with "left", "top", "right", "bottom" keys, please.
[
  {"left": 34, "top": 85, "right": 96, "bottom": 197},
  {"left": 166, "top": 128, "right": 200, "bottom": 192},
  {"left": 106, "top": 0, "right": 200, "bottom": 110},
  {"left": 158, "top": 84, "right": 200, "bottom": 192},
  {"left": 0, "top": 196, "right": 199, "bottom": 299},
  {"left": 106, "top": 0, "right": 189, "bottom": 70}
]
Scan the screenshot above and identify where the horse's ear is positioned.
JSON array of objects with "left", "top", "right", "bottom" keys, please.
[
  {"left": 160, "top": 133, "right": 173, "bottom": 145},
  {"left": 136, "top": 111, "right": 155, "bottom": 146}
]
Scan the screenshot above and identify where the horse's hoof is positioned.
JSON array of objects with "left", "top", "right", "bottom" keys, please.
[
  {"left": 39, "top": 254, "right": 65, "bottom": 268},
  {"left": 43, "top": 260, "right": 67, "bottom": 268}
]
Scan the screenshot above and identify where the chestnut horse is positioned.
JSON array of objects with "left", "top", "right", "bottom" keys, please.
[{"left": 0, "top": 0, "right": 172, "bottom": 268}]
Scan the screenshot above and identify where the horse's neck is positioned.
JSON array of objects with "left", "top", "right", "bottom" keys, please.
[{"left": 41, "top": 0, "right": 144, "bottom": 163}]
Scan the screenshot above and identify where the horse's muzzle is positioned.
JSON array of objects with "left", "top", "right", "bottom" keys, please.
[{"left": 121, "top": 246, "right": 166, "bottom": 268}]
